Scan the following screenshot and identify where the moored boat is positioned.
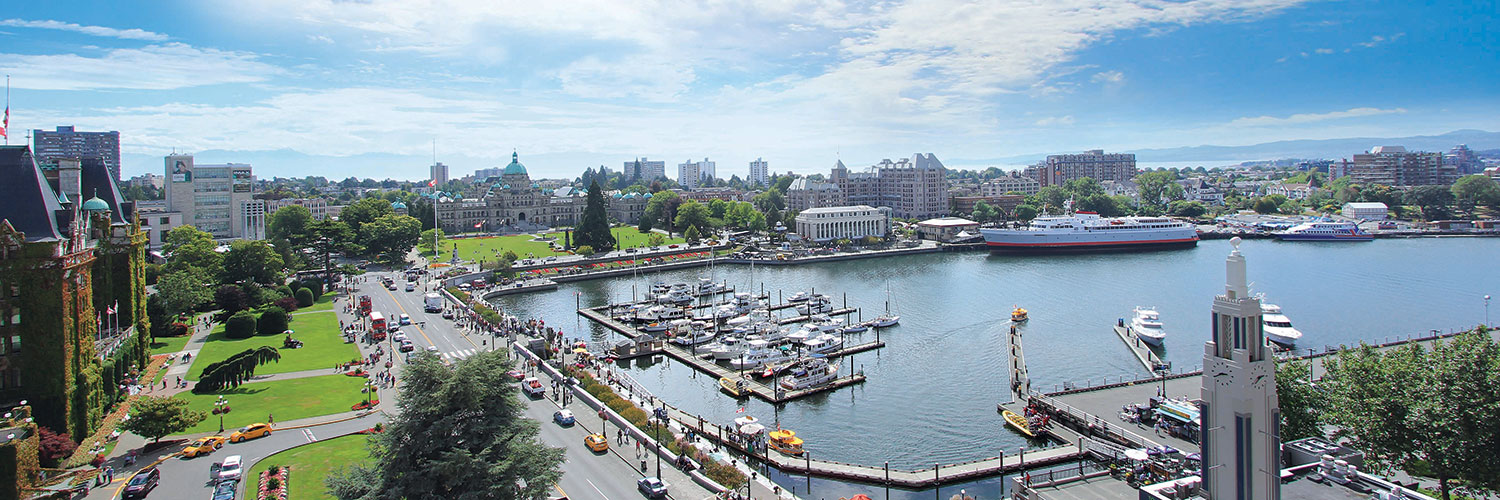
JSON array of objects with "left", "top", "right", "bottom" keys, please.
[
  {"left": 718, "top": 376, "right": 749, "bottom": 398},
  {"left": 778, "top": 356, "right": 838, "bottom": 390},
  {"left": 1130, "top": 306, "right": 1166, "bottom": 346},
  {"left": 1001, "top": 409, "right": 1036, "bottom": 438},
  {"left": 802, "top": 333, "right": 844, "bottom": 354},
  {"left": 768, "top": 429, "right": 805, "bottom": 456},
  {"left": 1275, "top": 221, "right": 1373, "bottom": 241},
  {"left": 1261, "top": 303, "right": 1303, "bottom": 346},
  {"left": 980, "top": 211, "right": 1199, "bottom": 253}
]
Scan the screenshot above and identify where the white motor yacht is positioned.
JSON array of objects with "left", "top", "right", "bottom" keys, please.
[
  {"left": 797, "top": 295, "right": 833, "bottom": 315},
  {"left": 802, "top": 333, "right": 844, "bottom": 354},
  {"left": 729, "top": 340, "right": 795, "bottom": 370},
  {"left": 787, "top": 291, "right": 812, "bottom": 303},
  {"left": 1130, "top": 307, "right": 1167, "bottom": 346},
  {"left": 656, "top": 288, "right": 694, "bottom": 304},
  {"left": 635, "top": 304, "right": 686, "bottom": 322},
  {"left": 779, "top": 356, "right": 838, "bottom": 390},
  {"left": 711, "top": 336, "right": 748, "bottom": 360},
  {"left": 694, "top": 277, "right": 726, "bottom": 294},
  {"left": 727, "top": 308, "right": 773, "bottom": 327},
  {"left": 670, "top": 324, "right": 717, "bottom": 346},
  {"left": 802, "top": 314, "right": 843, "bottom": 334},
  {"left": 1262, "top": 303, "right": 1303, "bottom": 346}
]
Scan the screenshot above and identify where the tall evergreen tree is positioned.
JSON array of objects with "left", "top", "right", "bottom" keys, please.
[{"left": 574, "top": 180, "right": 616, "bottom": 251}]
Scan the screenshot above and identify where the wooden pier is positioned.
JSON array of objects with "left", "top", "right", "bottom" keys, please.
[
  {"left": 1112, "top": 324, "right": 1167, "bottom": 373},
  {"left": 665, "top": 405, "right": 1081, "bottom": 488}
]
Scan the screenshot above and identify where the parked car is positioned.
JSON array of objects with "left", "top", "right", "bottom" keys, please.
[
  {"left": 181, "top": 436, "right": 227, "bottom": 458},
  {"left": 122, "top": 468, "right": 160, "bottom": 499},
  {"left": 229, "top": 423, "right": 271, "bottom": 443},
  {"left": 553, "top": 410, "right": 575, "bottom": 426},
  {"left": 637, "top": 477, "right": 668, "bottom": 498},
  {"left": 217, "top": 455, "right": 244, "bottom": 481},
  {"left": 583, "top": 433, "right": 609, "bottom": 452},
  {"left": 211, "top": 479, "right": 238, "bottom": 500}
]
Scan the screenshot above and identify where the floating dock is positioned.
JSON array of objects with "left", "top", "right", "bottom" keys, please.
[{"left": 1112, "top": 324, "right": 1167, "bottom": 373}]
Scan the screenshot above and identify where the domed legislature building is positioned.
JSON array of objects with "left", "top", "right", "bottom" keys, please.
[{"left": 433, "top": 152, "right": 590, "bottom": 234}]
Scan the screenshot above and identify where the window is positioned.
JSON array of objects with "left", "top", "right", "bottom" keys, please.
[
  {"left": 1236, "top": 414, "right": 1252, "bottom": 500},
  {"left": 8, "top": 335, "right": 17, "bottom": 352}
]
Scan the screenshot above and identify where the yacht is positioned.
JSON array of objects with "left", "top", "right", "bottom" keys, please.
[
  {"left": 639, "top": 322, "right": 669, "bottom": 333},
  {"left": 797, "top": 295, "right": 834, "bottom": 315},
  {"left": 802, "top": 333, "right": 844, "bottom": 354},
  {"left": 1261, "top": 303, "right": 1303, "bottom": 346},
  {"left": 710, "top": 336, "right": 749, "bottom": 361},
  {"left": 694, "top": 277, "right": 727, "bottom": 294},
  {"left": 779, "top": 357, "right": 838, "bottom": 390},
  {"left": 714, "top": 293, "right": 760, "bottom": 319},
  {"left": 655, "top": 288, "right": 694, "bottom": 304},
  {"left": 1130, "top": 307, "right": 1166, "bottom": 346},
  {"left": 872, "top": 282, "right": 900, "bottom": 327},
  {"left": 840, "top": 323, "right": 868, "bottom": 334},
  {"left": 670, "top": 327, "right": 716, "bottom": 346},
  {"left": 1275, "top": 221, "right": 1373, "bottom": 241},
  {"left": 729, "top": 340, "right": 796, "bottom": 370},
  {"left": 981, "top": 209, "right": 1199, "bottom": 253},
  {"left": 787, "top": 291, "right": 812, "bottom": 303},
  {"left": 635, "top": 304, "right": 686, "bottom": 322},
  {"left": 727, "top": 308, "right": 773, "bottom": 327}
]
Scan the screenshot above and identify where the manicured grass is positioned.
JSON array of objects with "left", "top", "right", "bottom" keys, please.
[
  {"left": 247, "top": 434, "right": 373, "bottom": 500},
  {"left": 171, "top": 375, "right": 369, "bottom": 435},
  {"left": 149, "top": 335, "right": 194, "bottom": 354},
  {"left": 295, "top": 293, "right": 339, "bottom": 314},
  {"left": 427, "top": 227, "right": 684, "bottom": 263},
  {"left": 186, "top": 311, "right": 357, "bottom": 381}
]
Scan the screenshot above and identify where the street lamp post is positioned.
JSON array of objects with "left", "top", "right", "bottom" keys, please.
[
  {"left": 1485, "top": 295, "right": 1491, "bottom": 326},
  {"left": 214, "top": 396, "right": 227, "bottom": 433}
]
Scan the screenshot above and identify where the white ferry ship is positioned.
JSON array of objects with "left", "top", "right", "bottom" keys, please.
[
  {"left": 1274, "top": 221, "right": 1373, "bottom": 241},
  {"left": 980, "top": 212, "right": 1199, "bottom": 252}
]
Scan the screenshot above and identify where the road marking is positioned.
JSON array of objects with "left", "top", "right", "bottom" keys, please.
[
  {"left": 381, "top": 283, "right": 440, "bottom": 349},
  {"left": 553, "top": 483, "right": 569, "bottom": 499},
  {"left": 586, "top": 478, "right": 612, "bottom": 500},
  {"left": 302, "top": 428, "right": 316, "bottom": 442}
]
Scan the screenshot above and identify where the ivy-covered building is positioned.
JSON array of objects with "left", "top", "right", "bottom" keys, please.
[{"left": 0, "top": 146, "right": 150, "bottom": 439}]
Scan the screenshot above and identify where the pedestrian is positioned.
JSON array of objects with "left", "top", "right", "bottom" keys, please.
[{"left": 268, "top": 413, "right": 274, "bottom": 425}]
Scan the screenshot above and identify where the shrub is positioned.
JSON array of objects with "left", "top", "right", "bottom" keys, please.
[
  {"left": 225, "top": 311, "right": 257, "bottom": 339},
  {"left": 214, "top": 285, "right": 250, "bottom": 313},
  {"left": 620, "top": 407, "right": 649, "bottom": 428},
  {"left": 257, "top": 307, "right": 289, "bottom": 336},
  {"left": 273, "top": 297, "right": 300, "bottom": 313},
  {"left": 37, "top": 427, "right": 77, "bottom": 468},
  {"left": 606, "top": 398, "right": 633, "bottom": 414},
  {"left": 168, "top": 322, "right": 189, "bottom": 337},
  {"left": 275, "top": 285, "right": 294, "bottom": 299},
  {"left": 295, "top": 288, "right": 314, "bottom": 307},
  {"left": 286, "top": 279, "right": 303, "bottom": 293},
  {"left": 576, "top": 245, "right": 594, "bottom": 256},
  {"left": 308, "top": 280, "right": 324, "bottom": 300}
]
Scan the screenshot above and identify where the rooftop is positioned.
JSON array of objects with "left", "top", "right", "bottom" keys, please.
[
  {"left": 918, "top": 217, "right": 978, "bottom": 227},
  {"left": 799, "top": 205, "right": 879, "bottom": 214}
]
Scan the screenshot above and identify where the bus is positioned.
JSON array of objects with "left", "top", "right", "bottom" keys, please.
[
  {"left": 369, "top": 311, "right": 388, "bottom": 341},
  {"left": 359, "top": 295, "right": 372, "bottom": 315}
]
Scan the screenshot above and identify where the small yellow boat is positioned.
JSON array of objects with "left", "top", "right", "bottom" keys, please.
[
  {"left": 1002, "top": 409, "right": 1036, "bottom": 438},
  {"left": 1011, "top": 306, "right": 1029, "bottom": 322},
  {"left": 719, "top": 377, "right": 749, "bottom": 398},
  {"left": 768, "top": 428, "right": 805, "bottom": 456}
]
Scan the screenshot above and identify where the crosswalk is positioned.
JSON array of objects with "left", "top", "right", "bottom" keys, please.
[{"left": 439, "top": 348, "right": 479, "bottom": 360}]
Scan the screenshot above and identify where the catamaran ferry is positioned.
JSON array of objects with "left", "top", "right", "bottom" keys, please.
[{"left": 980, "top": 212, "right": 1199, "bottom": 252}]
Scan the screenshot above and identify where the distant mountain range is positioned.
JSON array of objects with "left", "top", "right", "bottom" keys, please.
[{"left": 954, "top": 129, "right": 1500, "bottom": 167}]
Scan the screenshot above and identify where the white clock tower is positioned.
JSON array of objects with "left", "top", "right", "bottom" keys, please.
[{"left": 1201, "top": 237, "right": 1281, "bottom": 499}]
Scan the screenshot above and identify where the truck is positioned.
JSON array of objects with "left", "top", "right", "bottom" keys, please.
[
  {"left": 424, "top": 292, "right": 443, "bottom": 313},
  {"left": 359, "top": 295, "right": 372, "bottom": 315}
]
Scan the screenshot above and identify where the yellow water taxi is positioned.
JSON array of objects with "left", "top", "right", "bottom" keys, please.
[
  {"left": 1011, "top": 306, "right": 1029, "bottom": 322},
  {"left": 1001, "top": 409, "right": 1036, "bottom": 438},
  {"left": 719, "top": 377, "right": 749, "bottom": 398},
  {"left": 768, "top": 428, "right": 805, "bottom": 456}
]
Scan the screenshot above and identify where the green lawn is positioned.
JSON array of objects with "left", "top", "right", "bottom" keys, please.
[
  {"left": 247, "top": 434, "right": 373, "bottom": 500},
  {"left": 295, "top": 293, "right": 339, "bottom": 314},
  {"left": 171, "top": 375, "right": 369, "bottom": 435},
  {"left": 149, "top": 335, "right": 194, "bottom": 355},
  {"left": 426, "top": 227, "right": 684, "bottom": 263},
  {"left": 186, "top": 311, "right": 357, "bottom": 380}
]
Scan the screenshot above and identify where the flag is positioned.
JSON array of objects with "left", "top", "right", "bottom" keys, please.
[
  {"left": 0, "top": 105, "right": 7, "bottom": 139},
  {"left": 474, "top": 222, "right": 483, "bottom": 228},
  {"left": 106, "top": 305, "right": 116, "bottom": 315},
  {"left": 736, "top": 407, "right": 745, "bottom": 414},
  {"left": 427, "top": 179, "right": 436, "bottom": 187}
]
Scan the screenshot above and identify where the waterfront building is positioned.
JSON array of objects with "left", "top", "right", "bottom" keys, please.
[
  {"left": 793, "top": 205, "right": 891, "bottom": 242},
  {"left": 1341, "top": 202, "right": 1388, "bottom": 220},
  {"left": 785, "top": 176, "right": 847, "bottom": 212},
  {"left": 623, "top": 157, "right": 667, "bottom": 182},
  {"left": 1201, "top": 238, "right": 1280, "bottom": 498},
  {"left": 829, "top": 154, "right": 949, "bottom": 219},
  {"left": 749, "top": 158, "right": 769, "bottom": 187},
  {"left": 980, "top": 174, "right": 1040, "bottom": 196},
  {"left": 1034, "top": 149, "right": 1137, "bottom": 188},
  {"left": 161, "top": 154, "right": 264, "bottom": 241},
  {"left": 31, "top": 126, "right": 122, "bottom": 181},
  {"left": 1265, "top": 182, "right": 1313, "bottom": 200},
  {"left": 430, "top": 161, "right": 449, "bottom": 186},
  {"left": 435, "top": 152, "right": 586, "bottom": 233},
  {"left": 915, "top": 217, "right": 979, "bottom": 242},
  {"left": 1348, "top": 146, "right": 1456, "bottom": 186},
  {"left": 0, "top": 146, "right": 151, "bottom": 440}
]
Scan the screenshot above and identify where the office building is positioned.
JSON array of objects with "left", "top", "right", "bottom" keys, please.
[
  {"left": 1032, "top": 149, "right": 1137, "bottom": 187},
  {"left": 473, "top": 166, "right": 504, "bottom": 180},
  {"left": 1348, "top": 146, "right": 1456, "bottom": 186},
  {"left": 0, "top": 146, "right": 151, "bottom": 440},
  {"left": 163, "top": 154, "right": 264, "bottom": 240},
  {"left": 786, "top": 176, "right": 847, "bottom": 212},
  {"left": 829, "top": 154, "right": 949, "bottom": 219},
  {"left": 430, "top": 162, "right": 449, "bottom": 186},
  {"left": 794, "top": 205, "right": 891, "bottom": 242},
  {"left": 31, "top": 126, "right": 122, "bottom": 180},
  {"left": 263, "top": 197, "right": 343, "bottom": 221},
  {"left": 623, "top": 157, "right": 667, "bottom": 182},
  {"left": 126, "top": 173, "right": 164, "bottom": 190},
  {"left": 749, "top": 158, "right": 769, "bottom": 187}
]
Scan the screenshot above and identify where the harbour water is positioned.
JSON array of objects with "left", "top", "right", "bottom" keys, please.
[{"left": 494, "top": 238, "right": 1498, "bottom": 492}]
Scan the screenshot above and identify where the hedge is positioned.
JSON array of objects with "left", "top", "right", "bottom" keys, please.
[
  {"left": 308, "top": 280, "right": 324, "bottom": 300},
  {"left": 257, "top": 306, "right": 289, "bottom": 336},
  {"left": 226, "top": 311, "right": 257, "bottom": 339},
  {"left": 295, "top": 288, "right": 315, "bottom": 307}
]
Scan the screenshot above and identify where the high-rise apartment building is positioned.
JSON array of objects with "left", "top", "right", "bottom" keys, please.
[
  {"left": 430, "top": 162, "right": 449, "bottom": 186},
  {"left": 623, "top": 157, "right": 666, "bottom": 181},
  {"left": 829, "top": 154, "right": 949, "bottom": 219},
  {"left": 981, "top": 173, "right": 1040, "bottom": 196},
  {"left": 786, "top": 176, "right": 847, "bottom": 212},
  {"left": 749, "top": 157, "right": 770, "bottom": 187},
  {"left": 1032, "top": 149, "right": 1137, "bottom": 187},
  {"left": 31, "top": 126, "right": 122, "bottom": 180},
  {"left": 1446, "top": 144, "right": 1481, "bottom": 175},
  {"left": 1348, "top": 146, "right": 1456, "bottom": 186},
  {"left": 163, "top": 154, "right": 264, "bottom": 240},
  {"left": 677, "top": 160, "right": 702, "bottom": 189}
]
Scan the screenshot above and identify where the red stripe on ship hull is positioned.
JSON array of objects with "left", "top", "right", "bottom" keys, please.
[{"left": 984, "top": 236, "right": 1200, "bottom": 248}]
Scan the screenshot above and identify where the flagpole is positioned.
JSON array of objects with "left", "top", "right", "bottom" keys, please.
[{"left": 4, "top": 74, "right": 9, "bottom": 146}]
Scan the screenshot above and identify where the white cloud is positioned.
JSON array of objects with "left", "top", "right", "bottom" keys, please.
[
  {"left": 1036, "top": 115, "right": 1076, "bottom": 126},
  {"left": 1092, "top": 70, "right": 1125, "bottom": 84},
  {"left": 1227, "top": 107, "right": 1407, "bottom": 127},
  {"left": 306, "top": 34, "right": 334, "bottom": 44},
  {"left": 1314, "top": 48, "right": 1334, "bottom": 54},
  {"left": 0, "top": 18, "right": 168, "bottom": 41},
  {"left": 1356, "top": 33, "right": 1403, "bottom": 48},
  {"left": 0, "top": 43, "right": 279, "bottom": 90}
]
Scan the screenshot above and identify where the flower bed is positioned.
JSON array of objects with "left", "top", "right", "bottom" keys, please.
[
  {"left": 350, "top": 400, "right": 380, "bottom": 411},
  {"left": 257, "top": 465, "right": 289, "bottom": 500},
  {"left": 63, "top": 355, "right": 169, "bottom": 467}
]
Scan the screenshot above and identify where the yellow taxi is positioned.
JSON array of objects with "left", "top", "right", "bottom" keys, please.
[
  {"left": 583, "top": 433, "right": 609, "bottom": 453},
  {"left": 229, "top": 423, "right": 273, "bottom": 443},
  {"left": 181, "top": 436, "right": 227, "bottom": 458}
]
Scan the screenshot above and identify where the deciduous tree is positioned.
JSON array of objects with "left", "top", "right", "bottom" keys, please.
[
  {"left": 158, "top": 267, "right": 213, "bottom": 316},
  {"left": 120, "top": 397, "right": 207, "bottom": 443},
  {"left": 1451, "top": 175, "right": 1500, "bottom": 216},
  {"left": 359, "top": 214, "right": 422, "bottom": 261},
  {"left": 220, "top": 240, "right": 285, "bottom": 285},
  {"left": 267, "top": 205, "right": 313, "bottom": 246}
]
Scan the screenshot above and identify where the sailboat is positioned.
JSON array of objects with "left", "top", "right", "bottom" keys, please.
[{"left": 871, "top": 281, "right": 900, "bottom": 328}]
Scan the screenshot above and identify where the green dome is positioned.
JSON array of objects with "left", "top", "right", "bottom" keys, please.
[
  {"left": 82, "top": 196, "right": 110, "bottom": 212},
  {"left": 502, "top": 151, "right": 528, "bottom": 176},
  {"left": 390, "top": 201, "right": 407, "bottom": 209}
]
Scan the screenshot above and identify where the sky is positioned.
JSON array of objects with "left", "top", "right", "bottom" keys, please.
[{"left": 0, "top": 0, "right": 1495, "bottom": 181}]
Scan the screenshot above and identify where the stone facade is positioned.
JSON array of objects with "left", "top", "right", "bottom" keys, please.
[
  {"left": 830, "top": 154, "right": 949, "bottom": 219},
  {"left": 436, "top": 152, "right": 587, "bottom": 233}
]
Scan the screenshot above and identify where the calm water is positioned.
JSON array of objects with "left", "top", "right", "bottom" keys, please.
[{"left": 495, "top": 238, "right": 1497, "bottom": 484}]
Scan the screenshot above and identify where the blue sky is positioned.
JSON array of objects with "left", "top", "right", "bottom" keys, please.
[{"left": 1, "top": 0, "right": 1494, "bottom": 180}]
